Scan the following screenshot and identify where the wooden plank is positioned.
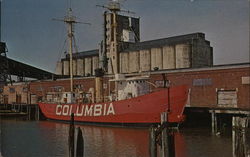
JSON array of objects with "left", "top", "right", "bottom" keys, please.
[
  {"left": 218, "top": 91, "right": 237, "bottom": 107},
  {"left": 149, "top": 127, "right": 157, "bottom": 157}
]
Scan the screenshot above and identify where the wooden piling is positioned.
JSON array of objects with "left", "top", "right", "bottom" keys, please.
[
  {"left": 167, "top": 131, "right": 175, "bottom": 157},
  {"left": 20, "top": 104, "right": 23, "bottom": 113},
  {"left": 149, "top": 126, "right": 157, "bottom": 157},
  {"left": 149, "top": 112, "right": 177, "bottom": 157},
  {"left": 28, "top": 105, "right": 31, "bottom": 120},
  {"left": 211, "top": 111, "right": 218, "bottom": 134},
  {"left": 161, "top": 112, "right": 169, "bottom": 157},
  {"left": 232, "top": 116, "right": 249, "bottom": 157},
  {"left": 36, "top": 105, "right": 40, "bottom": 121},
  {"left": 69, "top": 113, "right": 75, "bottom": 157}
]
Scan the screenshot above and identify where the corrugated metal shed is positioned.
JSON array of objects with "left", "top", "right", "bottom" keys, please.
[{"left": 0, "top": 56, "right": 56, "bottom": 80}]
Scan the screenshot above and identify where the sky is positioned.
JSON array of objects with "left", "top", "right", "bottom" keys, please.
[{"left": 1, "top": 0, "right": 249, "bottom": 73}]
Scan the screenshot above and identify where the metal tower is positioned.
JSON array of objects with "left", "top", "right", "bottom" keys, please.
[
  {"left": 0, "top": 1, "right": 11, "bottom": 92},
  {"left": 97, "top": 0, "right": 137, "bottom": 74},
  {"left": 0, "top": 42, "right": 12, "bottom": 91}
]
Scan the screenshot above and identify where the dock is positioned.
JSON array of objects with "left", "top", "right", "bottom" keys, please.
[{"left": 0, "top": 104, "right": 40, "bottom": 120}]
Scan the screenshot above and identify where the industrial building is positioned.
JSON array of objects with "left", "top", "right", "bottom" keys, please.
[
  {"left": 56, "top": 32, "right": 213, "bottom": 76},
  {"left": 2, "top": 62, "right": 249, "bottom": 109},
  {"left": 55, "top": 12, "right": 212, "bottom": 77}
]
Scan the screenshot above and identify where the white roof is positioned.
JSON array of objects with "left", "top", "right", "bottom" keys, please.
[{"left": 109, "top": 75, "right": 150, "bottom": 82}]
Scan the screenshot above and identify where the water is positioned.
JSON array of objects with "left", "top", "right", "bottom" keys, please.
[{"left": 0, "top": 119, "right": 249, "bottom": 157}]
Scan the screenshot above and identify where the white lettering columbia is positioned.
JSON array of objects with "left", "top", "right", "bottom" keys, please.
[{"left": 55, "top": 103, "right": 115, "bottom": 117}]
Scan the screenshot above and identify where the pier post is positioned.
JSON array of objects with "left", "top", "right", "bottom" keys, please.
[
  {"left": 28, "top": 105, "right": 31, "bottom": 120},
  {"left": 18, "top": 104, "right": 20, "bottom": 112},
  {"left": 211, "top": 111, "right": 217, "bottom": 134},
  {"left": 69, "top": 113, "right": 75, "bottom": 157},
  {"left": 26, "top": 104, "right": 28, "bottom": 118},
  {"left": 20, "top": 104, "right": 22, "bottom": 113},
  {"left": 149, "top": 126, "right": 157, "bottom": 157},
  {"left": 168, "top": 130, "right": 175, "bottom": 157},
  {"left": 232, "top": 116, "right": 249, "bottom": 157},
  {"left": 36, "top": 104, "right": 40, "bottom": 121},
  {"left": 149, "top": 112, "right": 176, "bottom": 157},
  {"left": 38, "top": 105, "right": 40, "bottom": 120},
  {"left": 161, "top": 112, "right": 169, "bottom": 157}
]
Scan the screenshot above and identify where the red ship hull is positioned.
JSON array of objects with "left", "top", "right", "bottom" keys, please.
[{"left": 39, "top": 85, "right": 188, "bottom": 124}]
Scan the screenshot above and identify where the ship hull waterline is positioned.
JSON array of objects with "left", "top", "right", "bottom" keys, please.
[{"left": 39, "top": 85, "right": 188, "bottom": 125}]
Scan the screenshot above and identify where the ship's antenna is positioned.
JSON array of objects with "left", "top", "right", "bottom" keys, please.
[
  {"left": 96, "top": 0, "right": 135, "bottom": 15},
  {"left": 68, "top": 0, "right": 72, "bottom": 10},
  {"left": 53, "top": 6, "right": 90, "bottom": 92}
]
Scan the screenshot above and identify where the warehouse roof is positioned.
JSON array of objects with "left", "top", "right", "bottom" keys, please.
[
  {"left": 65, "top": 49, "right": 99, "bottom": 60},
  {"left": 63, "top": 32, "right": 208, "bottom": 59},
  {"left": 0, "top": 56, "right": 57, "bottom": 80},
  {"left": 122, "top": 32, "right": 207, "bottom": 52}
]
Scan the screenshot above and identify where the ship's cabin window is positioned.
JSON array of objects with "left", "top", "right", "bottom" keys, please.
[{"left": 127, "top": 93, "right": 132, "bottom": 99}]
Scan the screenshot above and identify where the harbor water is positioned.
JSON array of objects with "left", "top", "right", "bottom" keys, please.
[{"left": 0, "top": 119, "right": 249, "bottom": 157}]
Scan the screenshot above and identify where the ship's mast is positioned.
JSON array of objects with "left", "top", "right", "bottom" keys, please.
[
  {"left": 53, "top": 7, "right": 90, "bottom": 92},
  {"left": 52, "top": 8, "right": 77, "bottom": 92},
  {"left": 65, "top": 8, "right": 75, "bottom": 92}
]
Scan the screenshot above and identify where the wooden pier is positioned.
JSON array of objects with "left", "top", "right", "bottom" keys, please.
[
  {"left": 0, "top": 103, "right": 41, "bottom": 120},
  {"left": 209, "top": 108, "right": 250, "bottom": 134},
  {"left": 149, "top": 112, "right": 176, "bottom": 157}
]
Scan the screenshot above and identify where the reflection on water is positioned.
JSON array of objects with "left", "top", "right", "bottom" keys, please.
[
  {"left": 180, "top": 129, "right": 232, "bottom": 157},
  {"left": 0, "top": 119, "right": 248, "bottom": 157},
  {"left": 81, "top": 124, "right": 148, "bottom": 157}
]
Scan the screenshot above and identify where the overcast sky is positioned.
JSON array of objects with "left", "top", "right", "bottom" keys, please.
[{"left": 2, "top": 0, "right": 249, "bottom": 72}]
